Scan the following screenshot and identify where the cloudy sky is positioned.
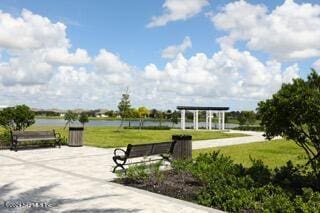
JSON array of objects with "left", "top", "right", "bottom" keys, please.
[{"left": 0, "top": 0, "right": 319, "bottom": 110}]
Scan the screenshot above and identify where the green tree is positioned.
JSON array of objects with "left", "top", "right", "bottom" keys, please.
[
  {"left": 79, "top": 112, "right": 89, "bottom": 127},
  {"left": 127, "top": 108, "right": 138, "bottom": 127},
  {"left": 170, "top": 110, "right": 179, "bottom": 127},
  {"left": 64, "top": 110, "right": 78, "bottom": 129},
  {"left": 238, "top": 111, "right": 256, "bottom": 126},
  {"left": 137, "top": 106, "right": 149, "bottom": 129},
  {"left": 156, "top": 111, "right": 165, "bottom": 127},
  {"left": 118, "top": 90, "right": 131, "bottom": 128},
  {"left": 0, "top": 105, "right": 35, "bottom": 131},
  {"left": 257, "top": 69, "right": 320, "bottom": 174}
]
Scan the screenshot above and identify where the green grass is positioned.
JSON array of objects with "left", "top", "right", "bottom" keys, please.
[
  {"left": 193, "top": 139, "right": 308, "bottom": 168},
  {"left": 0, "top": 126, "right": 246, "bottom": 148}
]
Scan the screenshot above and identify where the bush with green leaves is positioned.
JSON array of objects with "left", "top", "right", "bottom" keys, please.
[
  {"left": 117, "top": 160, "right": 164, "bottom": 184},
  {"left": 258, "top": 69, "right": 320, "bottom": 174},
  {"left": 172, "top": 151, "right": 320, "bottom": 212},
  {"left": 118, "top": 151, "right": 320, "bottom": 212},
  {"left": 0, "top": 105, "right": 35, "bottom": 131},
  {"left": 233, "top": 125, "right": 264, "bottom": 131}
]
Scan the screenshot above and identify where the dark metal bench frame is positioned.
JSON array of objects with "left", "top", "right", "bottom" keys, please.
[
  {"left": 112, "top": 141, "right": 176, "bottom": 173},
  {"left": 10, "top": 130, "right": 61, "bottom": 152}
]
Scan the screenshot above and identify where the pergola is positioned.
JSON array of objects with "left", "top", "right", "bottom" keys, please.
[{"left": 177, "top": 106, "right": 229, "bottom": 131}]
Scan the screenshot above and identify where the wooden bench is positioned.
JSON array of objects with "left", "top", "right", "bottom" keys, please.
[
  {"left": 10, "top": 130, "right": 61, "bottom": 152},
  {"left": 112, "top": 141, "right": 176, "bottom": 172}
]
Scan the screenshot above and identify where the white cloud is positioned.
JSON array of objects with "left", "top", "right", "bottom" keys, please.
[
  {"left": 0, "top": 9, "right": 92, "bottom": 86},
  {"left": 143, "top": 46, "right": 299, "bottom": 101},
  {"left": 147, "top": 0, "right": 209, "bottom": 28},
  {"left": 0, "top": 50, "right": 53, "bottom": 86},
  {"left": 0, "top": 7, "right": 302, "bottom": 110},
  {"left": 212, "top": 0, "right": 320, "bottom": 61},
  {"left": 0, "top": 9, "right": 68, "bottom": 50},
  {"left": 161, "top": 36, "right": 192, "bottom": 59},
  {"left": 94, "top": 49, "right": 131, "bottom": 73},
  {"left": 45, "top": 48, "right": 91, "bottom": 65}
]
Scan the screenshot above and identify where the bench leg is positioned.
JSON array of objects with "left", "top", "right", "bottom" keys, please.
[
  {"left": 10, "top": 141, "right": 18, "bottom": 152},
  {"left": 112, "top": 164, "right": 125, "bottom": 173},
  {"left": 112, "top": 157, "right": 126, "bottom": 173},
  {"left": 160, "top": 154, "right": 171, "bottom": 163},
  {"left": 55, "top": 139, "right": 61, "bottom": 148}
]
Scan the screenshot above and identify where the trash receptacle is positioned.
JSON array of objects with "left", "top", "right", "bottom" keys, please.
[
  {"left": 172, "top": 135, "right": 192, "bottom": 160},
  {"left": 68, "top": 127, "right": 84, "bottom": 147}
]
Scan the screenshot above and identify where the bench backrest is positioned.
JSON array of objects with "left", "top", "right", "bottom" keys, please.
[
  {"left": 11, "top": 130, "right": 56, "bottom": 140},
  {"left": 126, "top": 141, "right": 175, "bottom": 158}
]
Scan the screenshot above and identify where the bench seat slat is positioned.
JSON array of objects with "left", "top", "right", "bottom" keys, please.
[
  {"left": 11, "top": 130, "right": 61, "bottom": 152},
  {"left": 17, "top": 137, "right": 57, "bottom": 142},
  {"left": 129, "top": 145, "right": 153, "bottom": 158},
  {"left": 112, "top": 141, "right": 176, "bottom": 172}
]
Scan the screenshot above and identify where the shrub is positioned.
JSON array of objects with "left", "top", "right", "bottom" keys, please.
[
  {"left": 118, "top": 151, "right": 320, "bottom": 212},
  {"left": 233, "top": 125, "right": 264, "bottom": 131},
  {"left": 293, "top": 188, "right": 320, "bottom": 212},
  {"left": 0, "top": 130, "right": 11, "bottom": 148},
  {"left": 118, "top": 160, "right": 164, "bottom": 184},
  {"left": 0, "top": 105, "right": 35, "bottom": 131},
  {"left": 246, "top": 158, "right": 271, "bottom": 186},
  {"left": 124, "top": 163, "right": 149, "bottom": 183}
]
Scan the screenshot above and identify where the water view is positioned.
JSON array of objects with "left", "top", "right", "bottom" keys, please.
[{"left": 35, "top": 118, "right": 239, "bottom": 129}]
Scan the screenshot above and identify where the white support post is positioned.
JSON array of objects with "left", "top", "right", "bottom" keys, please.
[
  {"left": 218, "top": 111, "right": 221, "bottom": 130},
  {"left": 193, "top": 111, "right": 195, "bottom": 130},
  {"left": 205, "top": 111, "right": 209, "bottom": 129},
  {"left": 209, "top": 110, "right": 212, "bottom": 130},
  {"left": 181, "top": 109, "right": 185, "bottom": 130},
  {"left": 195, "top": 110, "right": 199, "bottom": 130},
  {"left": 222, "top": 111, "right": 225, "bottom": 130}
]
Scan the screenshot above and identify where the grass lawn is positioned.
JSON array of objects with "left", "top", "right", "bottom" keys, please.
[
  {"left": 193, "top": 139, "right": 308, "bottom": 168},
  {"left": 0, "top": 126, "right": 246, "bottom": 148}
]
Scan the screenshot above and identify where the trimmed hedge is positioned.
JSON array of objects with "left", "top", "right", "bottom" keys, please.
[
  {"left": 124, "top": 126, "right": 171, "bottom": 130},
  {"left": 233, "top": 125, "right": 264, "bottom": 131}
]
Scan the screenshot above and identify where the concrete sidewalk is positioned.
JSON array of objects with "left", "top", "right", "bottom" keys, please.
[
  {"left": 0, "top": 146, "right": 220, "bottom": 212},
  {"left": 0, "top": 131, "right": 265, "bottom": 212},
  {"left": 193, "top": 130, "right": 268, "bottom": 150}
]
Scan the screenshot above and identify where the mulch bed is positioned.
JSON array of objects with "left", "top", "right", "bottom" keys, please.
[{"left": 115, "top": 170, "right": 202, "bottom": 203}]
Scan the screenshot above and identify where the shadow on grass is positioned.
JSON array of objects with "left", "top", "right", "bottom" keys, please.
[{"left": 0, "top": 183, "right": 141, "bottom": 213}]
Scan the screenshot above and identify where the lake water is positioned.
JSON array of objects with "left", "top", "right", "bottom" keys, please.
[{"left": 35, "top": 119, "right": 238, "bottom": 129}]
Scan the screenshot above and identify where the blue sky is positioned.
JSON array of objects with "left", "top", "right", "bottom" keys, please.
[{"left": 0, "top": 0, "right": 319, "bottom": 110}]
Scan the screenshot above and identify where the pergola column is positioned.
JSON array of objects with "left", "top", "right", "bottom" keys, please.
[
  {"left": 205, "top": 111, "right": 209, "bottom": 129},
  {"left": 218, "top": 111, "right": 222, "bottom": 130},
  {"left": 222, "top": 111, "right": 225, "bottom": 130},
  {"left": 209, "top": 110, "right": 212, "bottom": 130},
  {"left": 181, "top": 109, "right": 185, "bottom": 130},
  {"left": 193, "top": 110, "right": 199, "bottom": 130},
  {"left": 195, "top": 110, "right": 199, "bottom": 130}
]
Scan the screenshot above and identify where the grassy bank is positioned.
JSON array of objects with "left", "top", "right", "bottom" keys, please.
[
  {"left": 193, "top": 139, "right": 308, "bottom": 168},
  {"left": 0, "top": 126, "right": 246, "bottom": 148}
]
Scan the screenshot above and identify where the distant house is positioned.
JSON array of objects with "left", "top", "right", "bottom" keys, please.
[
  {"left": 94, "top": 109, "right": 109, "bottom": 118},
  {"left": 96, "top": 113, "right": 108, "bottom": 118}
]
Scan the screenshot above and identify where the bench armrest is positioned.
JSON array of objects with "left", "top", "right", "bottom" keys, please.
[
  {"left": 12, "top": 135, "right": 18, "bottom": 141},
  {"left": 114, "top": 148, "right": 126, "bottom": 156}
]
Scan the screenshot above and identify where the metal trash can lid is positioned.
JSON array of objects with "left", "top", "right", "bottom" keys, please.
[
  {"left": 69, "top": 127, "right": 84, "bottom": 131},
  {"left": 172, "top": 135, "right": 192, "bottom": 140}
]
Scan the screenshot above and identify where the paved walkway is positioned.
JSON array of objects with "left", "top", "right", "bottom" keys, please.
[
  {"left": 193, "top": 130, "right": 268, "bottom": 150},
  {"left": 0, "top": 131, "right": 267, "bottom": 212}
]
